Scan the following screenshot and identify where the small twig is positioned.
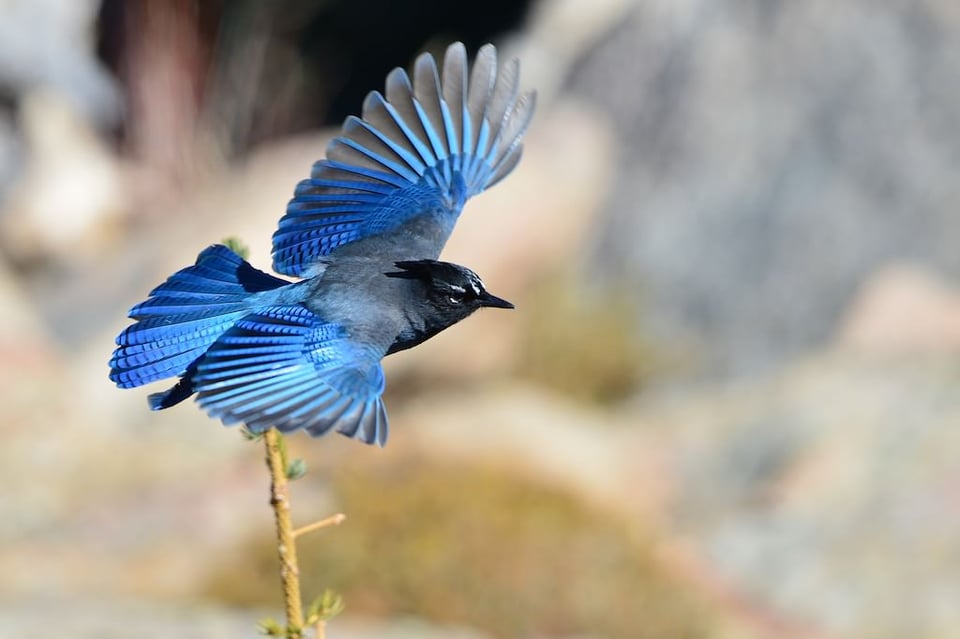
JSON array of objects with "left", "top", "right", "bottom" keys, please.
[
  {"left": 293, "top": 513, "right": 346, "bottom": 539},
  {"left": 264, "top": 427, "right": 304, "bottom": 637}
]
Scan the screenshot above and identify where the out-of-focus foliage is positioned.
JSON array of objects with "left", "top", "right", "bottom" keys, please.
[
  {"left": 514, "top": 271, "right": 673, "bottom": 404},
  {"left": 204, "top": 457, "right": 713, "bottom": 639}
]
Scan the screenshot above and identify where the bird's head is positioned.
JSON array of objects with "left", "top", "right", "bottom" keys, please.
[{"left": 386, "top": 260, "right": 513, "bottom": 328}]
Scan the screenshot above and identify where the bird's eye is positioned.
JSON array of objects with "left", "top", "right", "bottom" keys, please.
[{"left": 448, "top": 295, "right": 464, "bottom": 305}]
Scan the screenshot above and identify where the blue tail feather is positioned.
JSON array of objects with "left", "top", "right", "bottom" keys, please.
[
  {"left": 115, "top": 310, "right": 249, "bottom": 346},
  {"left": 109, "top": 245, "right": 290, "bottom": 407},
  {"left": 111, "top": 345, "right": 211, "bottom": 389}
]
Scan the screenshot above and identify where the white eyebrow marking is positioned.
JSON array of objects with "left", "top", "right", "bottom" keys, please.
[
  {"left": 467, "top": 273, "right": 483, "bottom": 296},
  {"left": 449, "top": 284, "right": 466, "bottom": 293}
]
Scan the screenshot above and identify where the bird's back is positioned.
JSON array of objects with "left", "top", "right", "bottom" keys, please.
[{"left": 301, "top": 254, "right": 418, "bottom": 354}]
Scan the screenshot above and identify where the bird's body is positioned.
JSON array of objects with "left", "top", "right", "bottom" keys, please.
[
  {"left": 302, "top": 253, "right": 507, "bottom": 355},
  {"left": 110, "top": 43, "right": 534, "bottom": 445}
]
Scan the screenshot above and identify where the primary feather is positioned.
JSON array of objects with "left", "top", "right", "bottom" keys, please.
[
  {"left": 272, "top": 42, "right": 537, "bottom": 276},
  {"left": 194, "top": 306, "right": 388, "bottom": 445}
]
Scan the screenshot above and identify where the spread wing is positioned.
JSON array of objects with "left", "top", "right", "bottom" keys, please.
[
  {"left": 272, "top": 41, "right": 536, "bottom": 277},
  {"left": 193, "top": 305, "right": 389, "bottom": 446}
]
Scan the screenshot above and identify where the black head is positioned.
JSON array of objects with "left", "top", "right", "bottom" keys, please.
[
  {"left": 384, "top": 260, "right": 513, "bottom": 353},
  {"left": 387, "top": 260, "right": 513, "bottom": 310}
]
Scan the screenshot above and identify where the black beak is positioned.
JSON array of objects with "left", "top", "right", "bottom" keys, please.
[{"left": 480, "top": 291, "right": 515, "bottom": 309}]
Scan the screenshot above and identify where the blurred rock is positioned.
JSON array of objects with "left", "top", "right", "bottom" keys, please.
[
  {"left": 835, "top": 262, "right": 960, "bottom": 356},
  {"left": 396, "top": 383, "right": 667, "bottom": 522},
  {"left": 0, "top": 252, "right": 56, "bottom": 357},
  {"left": 0, "top": 112, "right": 22, "bottom": 205},
  {"left": 0, "top": 0, "right": 120, "bottom": 204},
  {"left": 0, "top": 0, "right": 120, "bottom": 126},
  {"left": 569, "top": 0, "right": 960, "bottom": 378},
  {"left": 1, "top": 89, "right": 126, "bottom": 265},
  {"left": 515, "top": 0, "right": 634, "bottom": 102},
  {"left": 0, "top": 257, "right": 66, "bottom": 540},
  {"left": 658, "top": 353, "right": 960, "bottom": 638}
]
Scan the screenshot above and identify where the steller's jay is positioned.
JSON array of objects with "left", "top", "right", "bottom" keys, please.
[{"left": 109, "top": 42, "right": 536, "bottom": 446}]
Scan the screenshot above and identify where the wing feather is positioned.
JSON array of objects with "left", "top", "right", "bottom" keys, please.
[
  {"left": 194, "top": 306, "right": 389, "bottom": 445},
  {"left": 273, "top": 42, "right": 536, "bottom": 277}
]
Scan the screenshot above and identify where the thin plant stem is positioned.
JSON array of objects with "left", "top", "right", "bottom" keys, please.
[
  {"left": 264, "top": 427, "right": 304, "bottom": 637},
  {"left": 294, "top": 513, "right": 346, "bottom": 539}
]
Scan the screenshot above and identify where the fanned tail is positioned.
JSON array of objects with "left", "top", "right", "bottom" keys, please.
[{"left": 109, "top": 245, "right": 289, "bottom": 409}]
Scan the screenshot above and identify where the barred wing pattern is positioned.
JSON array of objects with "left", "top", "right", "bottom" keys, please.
[
  {"left": 194, "top": 306, "right": 389, "bottom": 446},
  {"left": 272, "top": 42, "right": 536, "bottom": 276},
  {"left": 109, "top": 245, "right": 287, "bottom": 390}
]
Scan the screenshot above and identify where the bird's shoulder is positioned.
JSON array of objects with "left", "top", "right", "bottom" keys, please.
[{"left": 300, "top": 253, "right": 428, "bottom": 352}]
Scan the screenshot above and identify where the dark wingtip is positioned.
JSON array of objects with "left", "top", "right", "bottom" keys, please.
[{"left": 148, "top": 376, "right": 195, "bottom": 410}]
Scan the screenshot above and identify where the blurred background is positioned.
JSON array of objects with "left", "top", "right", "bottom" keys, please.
[{"left": 2, "top": 0, "right": 960, "bottom": 637}]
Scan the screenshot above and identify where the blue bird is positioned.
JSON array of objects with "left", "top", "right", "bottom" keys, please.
[{"left": 109, "top": 42, "right": 535, "bottom": 446}]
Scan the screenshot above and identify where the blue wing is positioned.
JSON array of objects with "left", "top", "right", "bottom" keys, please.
[
  {"left": 193, "top": 305, "right": 389, "bottom": 446},
  {"left": 272, "top": 41, "right": 537, "bottom": 277}
]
